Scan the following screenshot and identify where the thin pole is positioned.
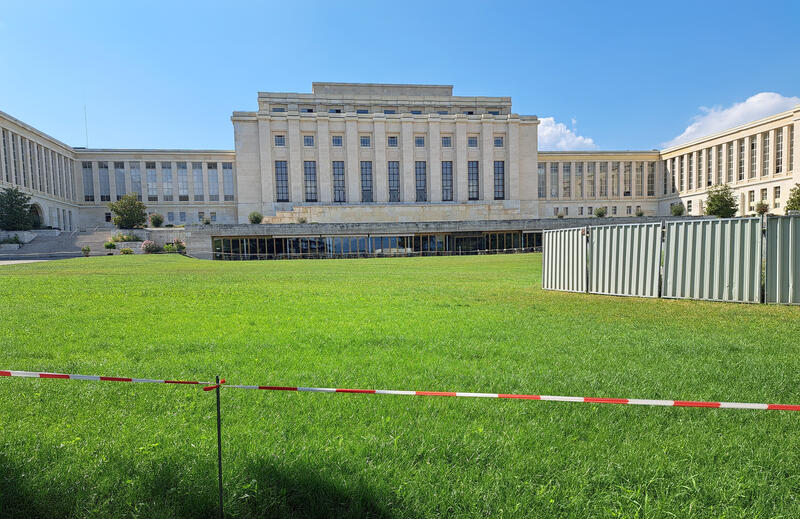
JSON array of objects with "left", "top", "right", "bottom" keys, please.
[{"left": 215, "top": 375, "right": 224, "bottom": 519}]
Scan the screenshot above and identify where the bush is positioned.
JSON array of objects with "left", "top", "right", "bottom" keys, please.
[
  {"left": 119, "top": 248, "right": 134, "bottom": 255},
  {"left": 670, "top": 203, "right": 685, "bottom": 216},
  {"left": 140, "top": 240, "right": 162, "bottom": 254},
  {"left": 81, "top": 246, "right": 90, "bottom": 257},
  {"left": 108, "top": 193, "right": 147, "bottom": 229},
  {"left": 150, "top": 213, "right": 164, "bottom": 228},
  {"left": 248, "top": 211, "right": 263, "bottom": 224},
  {"left": 635, "top": 208, "right": 645, "bottom": 217},
  {"left": 165, "top": 224, "right": 174, "bottom": 228},
  {"left": 172, "top": 239, "right": 186, "bottom": 252},
  {"left": 203, "top": 218, "right": 211, "bottom": 225},
  {"left": 0, "top": 187, "right": 34, "bottom": 231},
  {"left": 103, "top": 241, "right": 116, "bottom": 249},
  {"left": 704, "top": 184, "right": 738, "bottom": 218},
  {"left": 163, "top": 243, "right": 177, "bottom": 253},
  {"left": 786, "top": 184, "right": 800, "bottom": 214},
  {"left": 111, "top": 232, "right": 142, "bottom": 242},
  {"left": 556, "top": 212, "right": 564, "bottom": 219},
  {"left": 593, "top": 207, "right": 607, "bottom": 218},
  {"left": 755, "top": 201, "right": 770, "bottom": 215},
  {"left": 297, "top": 217, "right": 308, "bottom": 224}
]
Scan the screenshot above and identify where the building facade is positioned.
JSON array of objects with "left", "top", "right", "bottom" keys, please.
[{"left": 1, "top": 83, "right": 798, "bottom": 232}]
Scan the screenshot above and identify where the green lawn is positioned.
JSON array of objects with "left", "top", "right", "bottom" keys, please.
[{"left": 1, "top": 254, "right": 799, "bottom": 518}]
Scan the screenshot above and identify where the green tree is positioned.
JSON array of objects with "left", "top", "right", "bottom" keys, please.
[
  {"left": 786, "top": 183, "right": 800, "bottom": 214},
  {"left": 0, "top": 187, "right": 34, "bottom": 231},
  {"left": 754, "top": 201, "right": 770, "bottom": 216},
  {"left": 670, "top": 203, "right": 685, "bottom": 216},
  {"left": 704, "top": 184, "right": 738, "bottom": 218},
  {"left": 108, "top": 194, "right": 147, "bottom": 229},
  {"left": 149, "top": 213, "right": 164, "bottom": 228},
  {"left": 593, "top": 207, "right": 607, "bottom": 218},
  {"left": 248, "top": 211, "right": 263, "bottom": 224}
]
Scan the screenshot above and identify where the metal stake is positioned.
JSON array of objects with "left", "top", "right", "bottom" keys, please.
[{"left": 215, "top": 375, "right": 224, "bottom": 519}]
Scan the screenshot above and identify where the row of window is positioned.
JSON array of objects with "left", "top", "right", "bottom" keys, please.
[
  {"left": 537, "top": 161, "right": 657, "bottom": 199},
  {"left": 275, "top": 134, "right": 504, "bottom": 149},
  {"left": 82, "top": 161, "right": 234, "bottom": 203},
  {"left": 1, "top": 128, "right": 75, "bottom": 201},
  {"left": 270, "top": 106, "right": 503, "bottom": 116},
  {"left": 668, "top": 125, "right": 794, "bottom": 194},
  {"left": 552, "top": 205, "right": 643, "bottom": 217},
  {"left": 276, "top": 160, "right": 506, "bottom": 203}
]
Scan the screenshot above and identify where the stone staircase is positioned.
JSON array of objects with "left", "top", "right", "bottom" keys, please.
[{"left": 0, "top": 229, "right": 134, "bottom": 260}]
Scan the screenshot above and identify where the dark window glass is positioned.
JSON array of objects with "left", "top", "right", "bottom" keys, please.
[
  {"left": 468, "top": 161, "right": 479, "bottom": 200},
  {"left": 388, "top": 161, "right": 400, "bottom": 202},
  {"left": 303, "top": 161, "right": 317, "bottom": 202},
  {"left": 494, "top": 161, "right": 505, "bottom": 200},
  {"left": 441, "top": 161, "right": 453, "bottom": 201},
  {"left": 274, "top": 135, "right": 285, "bottom": 146},
  {"left": 415, "top": 161, "right": 427, "bottom": 202},
  {"left": 387, "top": 136, "right": 398, "bottom": 147},
  {"left": 333, "top": 161, "right": 346, "bottom": 202},
  {"left": 360, "top": 161, "right": 373, "bottom": 202},
  {"left": 275, "top": 161, "right": 289, "bottom": 202}
]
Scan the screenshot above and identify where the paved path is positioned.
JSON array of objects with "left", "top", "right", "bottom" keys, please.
[{"left": 0, "top": 259, "right": 48, "bottom": 265}]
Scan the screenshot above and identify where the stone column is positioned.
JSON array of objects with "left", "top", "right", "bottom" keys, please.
[
  {"left": 429, "top": 117, "right": 441, "bottom": 202},
  {"left": 258, "top": 117, "right": 273, "bottom": 207},
  {"left": 755, "top": 133, "right": 762, "bottom": 179},
  {"left": 768, "top": 128, "right": 776, "bottom": 176},
  {"left": 345, "top": 116, "right": 360, "bottom": 202},
  {"left": 374, "top": 117, "right": 388, "bottom": 202},
  {"left": 401, "top": 117, "right": 414, "bottom": 202},
  {"left": 481, "top": 118, "right": 493, "bottom": 200},
  {"left": 288, "top": 115, "right": 303, "bottom": 203},
  {"left": 455, "top": 117, "right": 467, "bottom": 201},
  {"left": 508, "top": 118, "right": 519, "bottom": 201},
  {"left": 317, "top": 117, "right": 332, "bottom": 203}
]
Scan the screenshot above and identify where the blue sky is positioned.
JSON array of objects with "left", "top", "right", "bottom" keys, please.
[{"left": 1, "top": 0, "right": 798, "bottom": 151}]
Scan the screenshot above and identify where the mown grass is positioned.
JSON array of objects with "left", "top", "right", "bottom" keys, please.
[{"left": 1, "top": 254, "right": 799, "bottom": 518}]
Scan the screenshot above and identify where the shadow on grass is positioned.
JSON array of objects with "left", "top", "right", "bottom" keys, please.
[{"left": 0, "top": 453, "right": 404, "bottom": 518}]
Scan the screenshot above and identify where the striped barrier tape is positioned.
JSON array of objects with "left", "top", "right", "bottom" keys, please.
[
  {"left": 219, "top": 384, "right": 800, "bottom": 412},
  {"left": 0, "top": 370, "right": 213, "bottom": 386}
]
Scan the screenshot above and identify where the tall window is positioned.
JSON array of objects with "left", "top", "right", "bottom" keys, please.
[
  {"left": 635, "top": 162, "right": 643, "bottom": 196},
  {"left": 223, "top": 163, "right": 235, "bottom": 201},
  {"left": 415, "top": 161, "right": 427, "bottom": 202},
  {"left": 717, "top": 146, "right": 723, "bottom": 184},
  {"left": 333, "top": 161, "right": 346, "bottom": 202},
  {"left": 587, "top": 162, "right": 595, "bottom": 198},
  {"left": 727, "top": 143, "right": 733, "bottom": 183},
  {"left": 82, "top": 161, "right": 94, "bottom": 202},
  {"left": 550, "top": 163, "right": 558, "bottom": 198},
  {"left": 687, "top": 155, "right": 693, "bottom": 190},
  {"left": 192, "top": 162, "right": 204, "bottom": 201},
  {"left": 706, "top": 148, "right": 712, "bottom": 186},
  {"left": 575, "top": 162, "right": 584, "bottom": 198},
  {"left": 696, "top": 153, "right": 703, "bottom": 189},
  {"left": 161, "top": 162, "right": 173, "bottom": 201},
  {"left": 98, "top": 161, "right": 110, "bottom": 201},
  {"left": 146, "top": 162, "right": 158, "bottom": 201},
  {"left": 10, "top": 134, "right": 18, "bottom": 185},
  {"left": 469, "top": 161, "right": 480, "bottom": 200},
  {"left": 562, "top": 162, "right": 571, "bottom": 198},
  {"left": 494, "top": 161, "right": 505, "bottom": 200},
  {"left": 303, "top": 161, "right": 317, "bottom": 202},
  {"left": 36, "top": 144, "right": 45, "bottom": 192},
  {"left": 360, "top": 161, "right": 373, "bottom": 202},
  {"left": 537, "top": 163, "right": 546, "bottom": 198},
  {"left": 646, "top": 162, "right": 655, "bottom": 196},
  {"left": 611, "top": 162, "right": 620, "bottom": 197},
  {"left": 623, "top": 162, "right": 632, "bottom": 196},
  {"left": 762, "top": 133, "right": 770, "bottom": 176},
  {"left": 275, "top": 161, "right": 289, "bottom": 202},
  {"left": 1, "top": 130, "right": 9, "bottom": 183},
  {"left": 790, "top": 126, "right": 795, "bottom": 172},
  {"left": 177, "top": 162, "right": 188, "bottom": 201},
  {"left": 388, "top": 161, "right": 400, "bottom": 202},
  {"left": 599, "top": 162, "right": 608, "bottom": 197},
  {"left": 19, "top": 137, "right": 27, "bottom": 187},
  {"left": 775, "top": 128, "right": 783, "bottom": 174},
  {"left": 441, "top": 161, "right": 453, "bottom": 201},
  {"left": 208, "top": 163, "right": 219, "bottom": 201}
]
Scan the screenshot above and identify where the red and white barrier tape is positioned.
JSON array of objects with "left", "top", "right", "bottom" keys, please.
[
  {"left": 220, "top": 384, "right": 800, "bottom": 412},
  {"left": 0, "top": 370, "right": 212, "bottom": 386}
]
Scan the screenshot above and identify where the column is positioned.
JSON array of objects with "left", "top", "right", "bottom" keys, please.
[
  {"left": 258, "top": 117, "right": 274, "bottom": 205},
  {"left": 781, "top": 125, "right": 790, "bottom": 175},
  {"left": 455, "top": 118, "right": 468, "bottom": 201},
  {"left": 481, "top": 118, "right": 493, "bottom": 200},
  {"left": 345, "top": 116, "right": 360, "bottom": 202},
  {"left": 508, "top": 119, "right": 520, "bottom": 201},
  {"left": 429, "top": 117, "right": 441, "bottom": 202},
  {"left": 317, "top": 117, "right": 332, "bottom": 203},
  {"left": 768, "top": 128, "right": 776, "bottom": 176},
  {"left": 401, "top": 118, "right": 414, "bottom": 202},
  {"left": 288, "top": 115, "right": 303, "bottom": 202},
  {"left": 373, "top": 117, "right": 387, "bottom": 202},
  {"left": 744, "top": 136, "right": 751, "bottom": 181},
  {"left": 755, "top": 133, "right": 762, "bottom": 178},
  {"left": 202, "top": 162, "right": 210, "bottom": 204}
]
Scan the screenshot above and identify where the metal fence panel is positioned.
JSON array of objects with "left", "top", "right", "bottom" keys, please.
[
  {"left": 765, "top": 216, "right": 800, "bottom": 304},
  {"left": 588, "top": 223, "right": 661, "bottom": 298},
  {"left": 662, "top": 218, "right": 761, "bottom": 303},
  {"left": 542, "top": 227, "right": 586, "bottom": 293}
]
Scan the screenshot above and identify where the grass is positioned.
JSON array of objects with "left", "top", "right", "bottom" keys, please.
[{"left": 1, "top": 254, "right": 799, "bottom": 518}]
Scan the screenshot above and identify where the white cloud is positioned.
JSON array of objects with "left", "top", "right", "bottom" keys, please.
[
  {"left": 538, "top": 117, "right": 597, "bottom": 151},
  {"left": 665, "top": 92, "right": 800, "bottom": 148}
]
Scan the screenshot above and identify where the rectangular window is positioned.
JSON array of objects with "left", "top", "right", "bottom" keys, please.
[
  {"left": 198, "top": 211, "right": 205, "bottom": 222},
  {"left": 688, "top": 155, "right": 694, "bottom": 190},
  {"left": 635, "top": 162, "right": 643, "bottom": 196},
  {"left": 161, "top": 162, "right": 173, "bottom": 201},
  {"left": 696, "top": 153, "right": 703, "bottom": 189},
  {"left": 179, "top": 211, "right": 186, "bottom": 222},
  {"left": 612, "top": 206, "right": 617, "bottom": 216},
  {"left": 207, "top": 162, "right": 219, "bottom": 201},
  {"left": 762, "top": 133, "right": 770, "bottom": 176},
  {"left": 441, "top": 136, "right": 452, "bottom": 148},
  {"left": 647, "top": 162, "right": 655, "bottom": 196},
  {"left": 360, "top": 161, "right": 373, "bottom": 202},
  {"left": 177, "top": 162, "right": 188, "bottom": 201},
  {"left": 790, "top": 126, "right": 795, "bottom": 172},
  {"left": 19, "top": 137, "right": 27, "bottom": 187},
  {"left": 383, "top": 109, "right": 395, "bottom": 114},
  {"left": 10, "top": 134, "right": 18, "bottom": 185},
  {"left": 537, "top": 163, "right": 546, "bottom": 198},
  {"left": 706, "top": 148, "right": 713, "bottom": 186},
  {"left": 626, "top": 205, "right": 632, "bottom": 215},
  {"left": 437, "top": 110, "right": 448, "bottom": 115},
  {"left": 494, "top": 136, "right": 504, "bottom": 148},
  {"left": 415, "top": 161, "right": 427, "bottom": 202},
  {"left": 599, "top": 162, "right": 608, "bottom": 197},
  {"left": 415, "top": 136, "right": 425, "bottom": 148},
  {"left": 275, "top": 161, "right": 289, "bottom": 202},
  {"left": 748, "top": 190, "right": 755, "bottom": 211},
  {"left": 579, "top": 207, "right": 584, "bottom": 216},
  {"left": 223, "top": 162, "right": 234, "bottom": 201},
  {"left": 410, "top": 110, "right": 422, "bottom": 115},
  {"left": 750, "top": 137, "right": 757, "bottom": 179},
  {"left": 575, "top": 162, "right": 584, "bottom": 198},
  {"left": 388, "top": 161, "right": 400, "bottom": 202},
  {"left": 611, "top": 162, "right": 620, "bottom": 197},
  {"left": 441, "top": 161, "right": 453, "bottom": 201},
  {"left": 332, "top": 135, "right": 343, "bottom": 147},
  {"left": 728, "top": 143, "right": 734, "bottom": 183},
  {"left": 105, "top": 212, "right": 111, "bottom": 222},
  {"left": 193, "top": 162, "right": 204, "bottom": 201},
  {"left": 1, "top": 130, "right": 9, "bottom": 183},
  {"left": 333, "top": 161, "right": 346, "bottom": 202},
  {"left": 550, "top": 163, "right": 559, "bottom": 198},
  {"left": 167, "top": 212, "right": 174, "bottom": 222},
  {"left": 303, "top": 161, "right": 318, "bottom": 202},
  {"left": 329, "top": 108, "right": 342, "bottom": 114},
  {"left": 82, "top": 161, "right": 94, "bottom": 201},
  {"left": 738, "top": 139, "right": 745, "bottom": 180},
  {"left": 679, "top": 156, "right": 685, "bottom": 191},
  {"left": 98, "top": 161, "right": 111, "bottom": 201},
  {"left": 271, "top": 107, "right": 286, "bottom": 113},
  {"left": 274, "top": 135, "right": 285, "bottom": 147},
  {"left": 776, "top": 128, "right": 783, "bottom": 174},
  {"left": 562, "top": 162, "right": 571, "bottom": 198},
  {"left": 356, "top": 109, "right": 368, "bottom": 114},
  {"left": 469, "top": 161, "right": 480, "bottom": 200},
  {"left": 146, "top": 162, "right": 158, "bottom": 201},
  {"left": 760, "top": 188, "right": 768, "bottom": 201},
  {"left": 494, "top": 161, "right": 505, "bottom": 200},
  {"left": 774, "top": 186, "right": 781, "bottom": 207},
  {"left": 360, "top": 135, "right": 371, "bottom": 148},
  {"left": 387, "top": 136, "right": 398, "bottom": 147},
  {"left": 303, "top": 135, "right": 315, "bottom": 147},
  {"left": 210, "top": 211, "right": 216, "bottom": 222},
  {"left": 115, "top": 161, "right": 126, "bottom": 200},
  {"left": 717, "top": 146, "right": 723, "bottom": 184},
  {"left": 468, "top": 136, "right": 478, "bottom": 148}
]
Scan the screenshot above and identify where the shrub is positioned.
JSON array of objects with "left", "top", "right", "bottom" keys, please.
[
  {"left": 635, "top": 208, "right": 645, "bottom": 217},
  {"left": 140, "top": 240, "right": 161, "bottom": 254},
  {"left": 593, "top": 207, "right": 607, "bottom": 218},
  {"left": 172, "top": 239, "right": 186, "bottom": 252},
  {"left": 163, "top": 243, "right": 177, "bottom": 253},
  {"left": 203, "top": 218, "right": 211, "bottom": 225},
  {"left": 0, "top": 187, "right": 34, "bottom": 231},
  {"left": 165, "top": 224, "right": 174, "bottom": 228},
  {"left": 786, "top": 184, "right": 800, "bottom": 214},
  {"left": 150, "top": 213, "right": 164, "bottom": 228},
  {"left": 755, "top": 201, "right": 770, "bottom": 216},
  {"left": 670, "top": 203, "right": 685, "bottom": 216},
  {"left": 248, "top": 211, "right": 263, "bottom": 224},
  {"left": 103, "top": 241, "right": 116, "bottom": 249},
  {"left": 704, "top": 184, "right": 738, "bottom": 218},
  {"left": 297, "top": 217, "right": 308, "bottom": 224},
  {"left": 81, "top": 246, "right": 90, "bottom": 257},
  {"left": 111, "top": 232, "right": 142, "bottom": 242},
  {"left": 119, "top": 247, "right": 134, "bottom": 255},
  {"left": 556, "top": 212, "right": 564, "bottom": 219},
  {"left": 108, "top": 193, "right": 147, "bottom": 229}
]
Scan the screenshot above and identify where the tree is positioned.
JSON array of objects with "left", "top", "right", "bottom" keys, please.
[
  {"left": 670, "top": 203, "right": 685, "bottom": 216},
  {"left": 593, "top": 207, "right": 607, "bottom": 218},
  {"left": 754, "top": 201, "right": 770, "bottom": 216},
  {"left": 704, "top": 184, "right": 738, "bottom": 218},
  {"left": 108, "top": 194, "right": 147, "bottom": 229},
  {"left": 786, "top": 183, "right": 800, "bottom": 214},
  {"left": 248, "top": 211, "right": 263, "bottom": 224},
  {"left": 0, "top": 187, "right": 34, "bottom": 231},
  {"left": 149, "top": 213, "right": 164, "bottom": 228}
]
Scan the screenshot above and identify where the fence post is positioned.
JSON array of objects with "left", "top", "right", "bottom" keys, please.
[{"left": 215, "top": 375, "right": 224, "bottom": 519}]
